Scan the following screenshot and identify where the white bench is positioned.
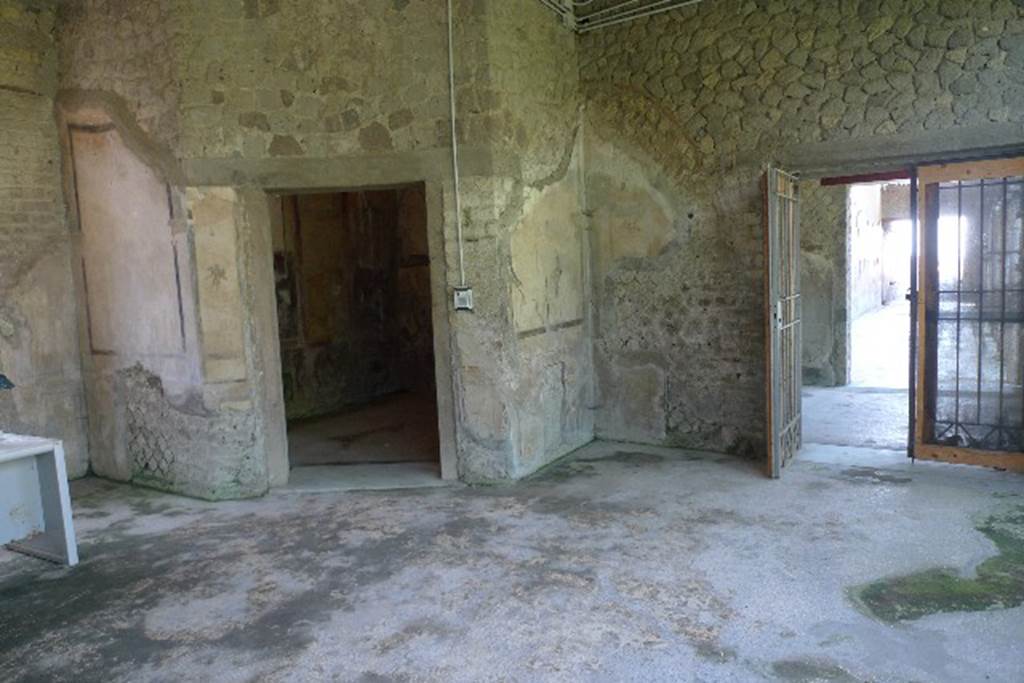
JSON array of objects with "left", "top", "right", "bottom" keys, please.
[{"left": 0, "top": 432, "right": 79, "bottom": 566}]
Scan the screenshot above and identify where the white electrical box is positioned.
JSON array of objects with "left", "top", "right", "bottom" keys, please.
[{"left": 453, "top": 287, "right": 474, "bottom": 311}]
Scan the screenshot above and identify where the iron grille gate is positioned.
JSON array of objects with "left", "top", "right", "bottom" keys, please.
[
  {"left": 921, "top": 173, "right": 1024, "bottom": 454},
  {"left": 765, "top": 167, "right": 802, "bottom": 478}
]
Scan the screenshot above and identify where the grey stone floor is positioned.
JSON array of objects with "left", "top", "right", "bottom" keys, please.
[
  {"left": 804, "top": 302, "right": 910, "bottom": 451},
  {"left": 850, "top": 302, "right": 909, "bottom": 390},
  {"left": 2, "top": 441, "right": 1023, "bottom": 682},
  {"left": 803, "top": 386, "right": 908, "bottom": 451},
  {"left": 288, "top": 391, "right": 440, "bottom": 467}
]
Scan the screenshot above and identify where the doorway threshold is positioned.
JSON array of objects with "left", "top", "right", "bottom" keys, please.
[{"left": 279, "top": 463, "right": 451, "bottom": 494}]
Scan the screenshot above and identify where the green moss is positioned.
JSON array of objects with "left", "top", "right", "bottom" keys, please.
[
  {"left": 854, "top": 506, "right": 1024, "bottom": 623},
  {"left": 771, "top": 658, "right": 858, "bottom": 682}
]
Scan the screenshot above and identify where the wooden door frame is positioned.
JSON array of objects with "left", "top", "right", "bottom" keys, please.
[{"left": 914, "top": 157, "right": 1024, "bottom": 471}]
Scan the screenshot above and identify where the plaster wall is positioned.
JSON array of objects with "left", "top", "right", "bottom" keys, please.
[
  {"left": 57, "top": 102, "right": 271, "bottom": 499},
  {"left": 484, "top": 0, "right": 594, "bottom": 476},
  {"left": 880, "top": 183, "right": 913, "bottom": 304},
  {"left": 801, "top": 184, "right": 848, "bottom": 387},
  {"left": 54, "top": 0, "right": 592, "bottom": 490},
  {"left": 0, "top": 0, "right": 88, "bottom": 476},
  {"left": 849, "top": 184, "right": 886, "bottom": 321},
  {"left": 581, "top": 0, "right": 1024, "bottom": 456}
]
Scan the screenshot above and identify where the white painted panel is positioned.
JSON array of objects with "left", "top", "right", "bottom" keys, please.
[{"left": 71, "top": 127, "right": 183, "bottom": 357}]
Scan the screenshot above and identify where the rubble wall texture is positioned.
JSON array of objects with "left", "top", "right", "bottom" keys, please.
[
  {"left": 58, "top": 0, "right": 181, "bottom": 152},
  {"left": 0, "top": 0, "right": 88, "bottom": 475},
  {"left": 581, "top": 0, "right": 1024, "bottom": 456},
  {"left": 173, "top": 0, "right": 454, "bottom": 163}
]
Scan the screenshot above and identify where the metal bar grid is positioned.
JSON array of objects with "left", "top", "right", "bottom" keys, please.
[
  {"left": 908, "top": 168, "right": 919, "bottom": 458},
  {"left": 767, "top": 167, "right": 802, "bottom": 477},
  {"left": 925, "top": 175, "right": 1024, "bottom": 453},
  {"left": 536, "top": 0, "right": 706, "bottom": 33}
]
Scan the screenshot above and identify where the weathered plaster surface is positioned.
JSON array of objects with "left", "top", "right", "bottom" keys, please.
[
  {"left": 51, "top": 0, "right": 593, "bottom": 491},
  {"left": 57, "top": 115, "right": 271, "bottom": 498},
  {"left": 481, "top": 0, "right": 595, "bottom": 477},
  {"left": 801, "top": 183, "right": 848, "bottom": 387},
  {"left": 848, "top": 184, "right": 886, "bottom": 321},
  {"left": 581, "top": 0, "right": 1024, "bottom": 455},
  {"left": 0, "top": 0, "right": 88, "bottom": 475}
]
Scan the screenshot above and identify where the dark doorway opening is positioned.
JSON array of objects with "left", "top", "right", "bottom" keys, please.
[{"left": 269, "top": 185, "right": 440, "bottom": 472}]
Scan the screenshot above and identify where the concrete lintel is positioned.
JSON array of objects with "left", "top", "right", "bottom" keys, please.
[{"left": 777, "top": 123, "right": 1024, "bottom": 179}]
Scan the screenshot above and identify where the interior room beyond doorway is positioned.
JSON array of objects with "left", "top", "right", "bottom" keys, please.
[{"left": 269, "top": 185, "right": 441, "bottom": 480}]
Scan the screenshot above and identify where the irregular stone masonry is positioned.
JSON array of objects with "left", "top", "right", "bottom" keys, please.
[{"left": 581, "top": 0, "right": 1024, "bottom": 455}]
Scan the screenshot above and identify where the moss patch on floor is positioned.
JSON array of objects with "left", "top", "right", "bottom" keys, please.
[{"left": 854, "top": 506, "right": 1024, "bottom": 623}]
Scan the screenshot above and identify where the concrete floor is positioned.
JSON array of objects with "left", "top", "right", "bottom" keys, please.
[
  {"left": 287, "top": 391, "right": 440, "bottom": 467},
  {"left": 805, "top": 302, "right": 910, "bottom": 450},
  {"left": 803, "top": 386, "right": 908, "bottom": 451},
  {"left": 2, "top": 441, "right": 1023, "bottom": 682},
  {"left": 283, "top": 462, "right": 445, "bottom": 493}
]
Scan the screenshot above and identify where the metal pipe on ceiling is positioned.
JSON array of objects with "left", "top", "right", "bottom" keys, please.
[
  {"left": 577, "top": 0, "right": 705, "bottom": 32},
  {"left": 538, "top": 0, "right": 574, "bottom": 27},
  {"left": 537, "top": 0, "right": 705, "bottom": 33}
]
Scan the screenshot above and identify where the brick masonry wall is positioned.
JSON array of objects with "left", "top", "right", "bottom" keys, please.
[{"left": 0, "top": 0, "right": 88, "bottom": 475}]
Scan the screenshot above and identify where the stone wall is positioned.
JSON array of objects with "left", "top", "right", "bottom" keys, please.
[
  {"left": 581, "top": 0, "right": 1024, "bottom": 455},
  {"left": 173, "top": 0, "right": 457, "bottom": 163},
  {"left": 0, "top": 0, "right": 88, "bottom": 475},
  {"left": 849, "top": 184, "right": 886, "bottom": 320},
  {"left": 479, "top": 0, "right": 594, "bottom": 476},
  {"left": 801, "top": 183, "right": 848, "bottom": 387},
  {"left": 58, "top": 0, "right": 181, "bottom": 153},
  {"left": 880, "top": 182, "right": 913, "bottom": 304},
  {"left": 54, "top": 0, "right": 593, "bottom": 490},
  {"left": 40, "top": 0, "right": 1022, "bottom": 487}
]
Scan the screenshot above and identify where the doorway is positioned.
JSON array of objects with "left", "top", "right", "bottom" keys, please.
[
  {"left": 914, "top": 159, "right": 1024, "bottom": 470},
  {"left": 803, "top": 181, "right": 912, "bottom": 452},
  {"left": 767, "top": 157, "right": 1024, "bottom": 477},
  {"left": 268, "top": 185, "right": 441, "bottom": 479}
]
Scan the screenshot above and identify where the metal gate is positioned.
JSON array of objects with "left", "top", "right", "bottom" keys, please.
[
  {"left": 764, "top": 167, "right": 802, "bottom": 478},
  {"left": 915, "top": 158, "right": 1024, "bottom": 471}
]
